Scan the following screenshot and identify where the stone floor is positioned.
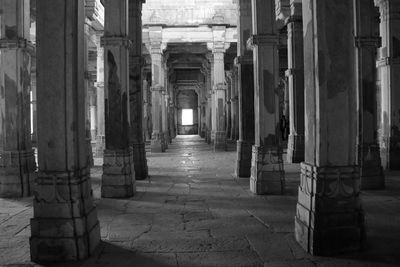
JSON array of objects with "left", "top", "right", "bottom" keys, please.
[{"left": 1, "top": 135, "right": 400, "bottom": 266}]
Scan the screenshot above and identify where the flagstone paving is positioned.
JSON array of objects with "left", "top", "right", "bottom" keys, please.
[{"left": 0, "top": 135, "right": 399, "bottom": 266}]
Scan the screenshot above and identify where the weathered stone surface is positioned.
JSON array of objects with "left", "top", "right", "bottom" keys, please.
[
  {"left": 30, "top": 0, "right": 101, "bottom": 261},
  {"left": 1, "top": 136, "right": 400, "bottom": 265},
  {"left": 375, "top": 0, "right": 400, "bottom": 170},
  {"left": 102, "top": 149, "right": 135, "bottom": 198},
  {"left": 295, "top": 164, "right": 365, "bottom": 255},
  {"left": 0, "top": 0, "right": 36, "bottom": 198},
  {"left": 285, "top": 0, "right": 305, "bottom": 164},
  {"left": 355, "top": 0, "right": 385, "bottom": 188}
]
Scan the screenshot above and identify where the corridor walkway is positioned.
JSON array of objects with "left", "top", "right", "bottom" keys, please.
[{"left": 0, "top": 135, "right": 399, "bottom": 266}]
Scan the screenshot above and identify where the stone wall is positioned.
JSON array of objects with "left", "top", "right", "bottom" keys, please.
[{"left": 143, "top": 0, "right": 237, "bottom": 26}]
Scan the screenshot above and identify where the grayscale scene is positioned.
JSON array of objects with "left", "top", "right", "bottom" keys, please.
[{"left": 0, "top": 0, "right": 399, "bottom": 266}]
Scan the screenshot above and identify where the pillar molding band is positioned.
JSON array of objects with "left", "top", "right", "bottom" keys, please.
[
  {"left": 101, "top": 36, "right": 132, "bottom": 48},
  {"left": 234, "top": 55, "right": 253, "bottom": 66},
  {"left": 376, "top": 57, "right": 400, "bottom": 67},
  {"left": 285, "top": 15, "right": 302, "bottom": 25},
  {"left": 285, "top": 68, "right": 295, "bottom": 77},
  {"left": 150, "top": 86, "right": 165, "bottom": 92},
  {"left": 247, "top": 34, "right": 280, "bottom": 49},
  {"left": 0, "top": 38, "right": 35, "bottom": 51},
  {"left": 130, "top": 55, "right": 145, "bottom": 66},
  {"left": 354, "top": 36, "right": 381, "bottom": 48}
]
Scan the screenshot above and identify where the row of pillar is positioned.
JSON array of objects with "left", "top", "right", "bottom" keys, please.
[
  {"left": 233, "top": 0, "right": 400, "bottom": 256},
  {"left": 0, "top": 0, "right": 149, "bottom": 261}
]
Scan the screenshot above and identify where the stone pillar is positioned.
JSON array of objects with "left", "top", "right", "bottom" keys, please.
[
  {"left": 206, "top": 91, "right": 212, "bottom": 144},
  {"left": 149, "top": 39, "right": 166, "bottom": 152},
  {"left": 286, "top": 0, "right": 305, "bottom": 163},
  {"left": 169, "top": 99, "right": 176, "bottom": 140},
  {"left": 204, "top": 67, "right": 212, "bottom": 143},
  {"left": 225, "top": 71, "right": 232, "bottom": 139},
  {"left": 236, "top": 0, "right": 255, "bottom": 178},
  {"left": 31, "top": 63, "right": 38, "bottom": 146},
  {"left": 230, "top": 69, "right": 239, "bottom": 141},
  {"left": 208, "top": 54, "right": 216, "bottom": 144},
  {"left": 0, "top": 0, "right": 36, "bottom": 197},
  {"left": 162, "top": 86, "right": 169, "bottom": 149},
  {"left": 249, "top": 0, "right": 284, "bottom": 194},
  {"left": 200, "top": 100, "right": 207, "bottom": 138},
  {"left": 375, "top": 0, "right": 400, "bottom": 170},
  {"left": 143, "top": 76, "right": 152, "bottom": 141},
  {"left": 31, "top": 0, "right": 100, "bottom": 261},
  {"left": 101, "top": 0, "right": 135, "bottom": 198},
  {"left": 295, "top": 0, "right": 365, "bottom": 255},
  {"left": 212, "top": 47, "right": 228, "bottom": 151},
  {"left": 95, "top": 32, "right": 105, "bottom": 156},
  {"left": 129, "top": 0, "right": 148, "bottom": 180},
  {"left": 84, "top": 25, "right": 94, "bottom": 167},
  {"left": 150, "top": 85, "right": 165, "bottom": 152},
  {"left": 355, "top": 0, "right": 385, "bottom": 189}
]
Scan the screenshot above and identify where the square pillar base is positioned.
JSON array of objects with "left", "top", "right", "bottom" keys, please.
[
  {"left": 151, "top": 133, "right": 165, "bottom": 153},
  {"left": 210, "top": 131, "right": 216, "bottom": 145},
  {"left": 0, "top": 150, "right": 36, "bottom": 197},
  {"left": 295, "top": 162, "right": 365, "bottom": 256},
  {"left": 132, "top": 143, "right": 148, "bottom": 180},
  {"left": 235, "top": 140, "right": 253, "bottom": 178},
  {"left": 102, "top": 149, "right": 135, "bottom": 198},
  {"left": 206, "top": 130, "right": 212, "bottom": 144},
  {"left": 30, "top": 169, "right": 101, "bottom": 262},
  {"left": 95, "top": 135, "right": 105, "bottom": 157},
  {"left": 214, "top": 131, "right": 227, "bottom": 151},
  {"left": 287, "top": 134, "right": 305, "bottom": 163},
  {"left": 86, "top": 138, "right": 94, "bottom": 167},
  {"left": 359, "top": 143, "right": 385, "bottom": 190},
  {"left": 249, "top": 145, "right": 285, "bottom": 195},
  {"left": 162, "top": 132, "right": 169, "bottom": 150}
]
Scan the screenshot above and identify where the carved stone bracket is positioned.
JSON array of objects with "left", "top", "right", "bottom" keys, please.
[
  {"left": 234, "top": 55, "right": 253, "bottom": 66},
  {"left": 247, "top": 34, "right": 279, "bottom": 50},
  {"left": 101, "top": 36, "right": 132, "bottom": 49},
  {"left": 0, "top": 38, "right": 35, "bottom": 52},
  {"left": 354, "top": 36, "right": 381, "bottom": 48},
  {"left": 376, "top": 56, "right": 400, "bottom": 67}
]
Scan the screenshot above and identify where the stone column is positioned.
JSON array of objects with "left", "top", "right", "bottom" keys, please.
[
  {"left": 225, "top": 71, "right": 232, "bottom": 139},
  {"left": 150, "top": 85, "right": 165, "bottom": 152},
  {"left": 295, "top": 0, "right": 365, "bottom": 255},
  {"left": 249, "top": 0, "right": 284, "bottom": 195},
  {"left": 150, "top": 40, "right": 166, "bottom": 152},
  {"left": 0, "top": 0, "right": 36, "bottom": 197},
  {"left": 375, "top": 0, "right": 400, "bottom": 170},
  {"left": 129, "top": 0, "right": 148, "bottom": 180},
  {"left": 212, "top": 46, "right": 228, "bottom": 151},
  {"left": 235, "top": 0, "right": 255, "bottom": 178},
  {"left": 95, "top": 32, "right": 105, "bottom": 156},
  {"left": 230, "top": 69, "right": 239, "bottom": 141},
  {"left": 206, "top": 91, "right": 212, "bottom": 144},
  {"left": 203, "top": 67, "right": 212, "bottom": 143},
  {"left": 200, "top": 100, "right": 207, "bottom": 138},
  {"left": 286, "top": 0, "right": 305, "bottom": 163},
  {"left": 143, "top": 75, "right": 152, "bottom": 141},
  {"left": 101, "top": 0, "right": 135, "bottom": 198},
  {"left": 142, "top": 78, "right": 149, "bottom": 141},
  {"left": 169, "top": 99, "right": 176, "bottom": 140},
  {"left": 31, "top": 61, "right": 38, "bottom": 146},
  {"left": 31, "top": 0, "right": 100, "bottom": 261},
  {"left": 162, "top": 76, "right": 169, "bottom": 149},
  {"left": 84, "top": 25, "right": 94, "bottom": 167},
  {"left": 355, "top": 0, "right": 384, "bottom": 189},
  {"left": 208, "top": 54, "right": 216, "bottom": 144}
]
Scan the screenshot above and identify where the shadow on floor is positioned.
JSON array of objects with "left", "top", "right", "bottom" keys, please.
[{"left": 48, "top": 241, "right": 174, "bottom": 267}]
